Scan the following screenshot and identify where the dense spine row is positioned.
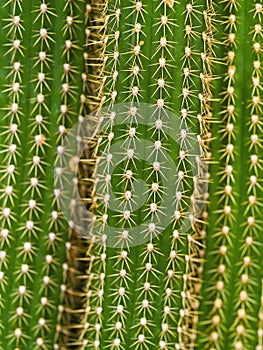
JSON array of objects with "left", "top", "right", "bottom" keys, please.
[
  {"left": 0, "top": 1, "right": 25, "bottom": 346},
  {"left": 160, "top": 2, "right": 198, "bottom": 348},
  {"left": 185, "top": 1, "right": 216, "bottom": 348},
  {"left": 53, "top": 0, "right": 87, "bottom": 348},
  {"left": 230, "top": 2, "right": 263, "bottom": 349},
  {"left": 196, "top": 1, "right": 263, "bottom": 350},
  {"left": 197, "top": 0, "right": 240, "bottom": 348},
  {"left": 82, "top": 0, "right": 109, "bottom": 349},
  {"left": 27, "top": 3, "right": 61, "bottom": 349}
]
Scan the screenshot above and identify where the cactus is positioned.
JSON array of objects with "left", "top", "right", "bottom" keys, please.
[
  {"left": 197, "top": 1, "right": 263, "bottom": 350},
  {"left": 1, "top": 1, "right": 263, "bottom": 350},
  {"left": 0, "top": 0, "right": 86, "bottom": 349},
  {"left": 81, "top": 0, "right": 212, "bottom": 349},
  {"left": 80, "top": 1, "right": 263, "bottom": 350}
]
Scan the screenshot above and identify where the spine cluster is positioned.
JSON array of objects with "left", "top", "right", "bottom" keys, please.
[{"left": 54, "top": 0, "right": 87, "bottom": 348}]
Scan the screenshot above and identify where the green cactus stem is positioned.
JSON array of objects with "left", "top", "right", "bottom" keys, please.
[
  {"left": 0, "top": 0, "right": 86, "bottom": 349},
  {"left": 81, "top": 1, "right": 214, "bottom": 349},
  {"left": 2, "top": 1, "right": 263, "bottom": 350},
  {"left": 197, "top": 1, "right": 263, "bottom": 350},
  {"left": 81, "top": 1, "right": 263, "bottom": 350}
]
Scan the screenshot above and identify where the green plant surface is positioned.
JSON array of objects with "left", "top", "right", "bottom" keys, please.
[
  {"left": 81, "top": 1, "right": 263, "bottom": 350},
  {"left": 82, "top": 0, "right": 214, "bottom": 349},
  {"left": 196, "top": 1, "right": 263, "bottom": 350},
  {"left": 0, "top": 0, "right": 86, "bottom": 349},
  {"left": 1, "top": 1, "right": 263, "bottom": 350}
]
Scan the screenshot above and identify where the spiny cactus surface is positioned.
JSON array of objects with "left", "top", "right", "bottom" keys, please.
[
  {"left": 81, "top": 1, "right": 213, "bottom": 349},
  {"left": 81, "top": 1, "right": 263, "bottom": 350},
  {"left": 197, "top": 1, "right": 263, "bottom": 350},
  {"left": 0, "top": 0, "right": 86, "bottom": 349},
  {"left": 1, "top": 1, "right": 263, "bottom": 350}
]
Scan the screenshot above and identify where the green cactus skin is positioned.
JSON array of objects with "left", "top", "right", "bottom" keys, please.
[
  {"left": 82, "top": 1, "right": 213, "bottom": 349},
  {"left": 82, "top": 1, "right": 263, "bottom": 350},
  {"left": 2, "top": 1, "right": 263, "bottom": 350},
  {"left": 196, "top": 1, "right": 263, "bottom": 350},
  {"left": 0, "top": 1, "right": 86, "bottom": 349}
]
